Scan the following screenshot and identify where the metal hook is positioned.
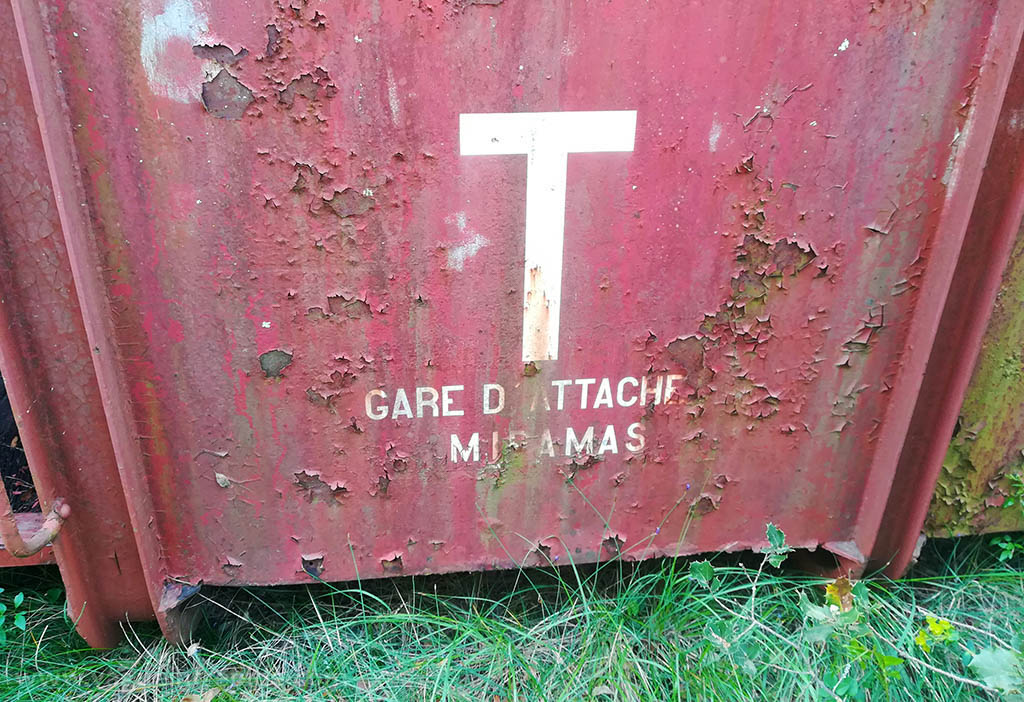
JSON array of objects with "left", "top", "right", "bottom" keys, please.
[{"left": 0, "top": 484, "right": 69, "bottom": 557}]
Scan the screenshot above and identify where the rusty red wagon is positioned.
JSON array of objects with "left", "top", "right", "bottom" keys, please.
[{"left": 1, "top": 0, "right": 1022, "bottom": 646}]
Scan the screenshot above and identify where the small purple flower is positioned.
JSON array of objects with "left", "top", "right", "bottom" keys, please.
[
  {"left": 655, "top": 527, "right": 661, "bottom": 535},
  {"left": 685, "top": 482, "right": 691, "bottom": 490}
]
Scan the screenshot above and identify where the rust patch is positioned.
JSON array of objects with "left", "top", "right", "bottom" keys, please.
[
  {"left": 523, "top": 266, "right": 551, "bottom": 361},
  {"left": 322, "top": 188, "right": 373, "bottom": 218},
  {"left": 301, "top": 553, "right": 325, "bottom": 577},
  {"left": 693, "top": 493, "right": 721, "bottom": 515},
  {"left": 666, "top": 335, "right": 715, "bottom": 390},
  {"left": 602, "top": 533, "right": 624, "bottom": 557},
  {"left": 200, "top": 69, "right": 254, "bottom": 120},
  {"left": 374, "top": 472, "right": 391, "bottom": 497},
  {"left": 265, "top": 24, "right": 282, "bottom": 55},
  {"left": 381, "top": 553, "right": 403, "bottom": 573},
  {"left": 529, "top": 543, "right": 553, "bottom": 566},
  {"left": 279, "top": 73, "right": 321, "bottom": 107}
]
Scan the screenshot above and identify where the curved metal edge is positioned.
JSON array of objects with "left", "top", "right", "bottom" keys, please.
[
  {"left": 5, "top": 0, "right": 158, "bottom": 646},
  {"left": 868, "top": 10, "right": 1024, "bottom": 576}
]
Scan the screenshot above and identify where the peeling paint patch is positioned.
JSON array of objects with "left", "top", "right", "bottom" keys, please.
[
  {"left": 265, "top": 23, "right": 282, "bottom": 55},
  {"left": 294, "top": 470, "right": 348, "bottom": 504},
  {"left": 387, "top": 67, "right": 401, "bottom": 125},
  {"left": 444, "top": 212, "right": 489, "bottom": 271},
  {"left": 447, "top": 232, "right": 488, "bottom": 271},
  {"left": 326, "top": 293, "right": 372, "bottom": 318},
  {"left": 140, "top": 0, "right": 209, "bottom": 103},
  {"left": 192, "top": 44, "right": 248, "bottom": 65},
  {"left": 259, "top": 349, "right": 293, "bottom": 377},
  {"left": 278, "top": 68, "right": 336, "bottom": 107},
  {"left": 708, "top": 120, "right": 722, "bottom": 152},
  {"left": 941, "top": 127, "right": 963, "bottom": 188}
]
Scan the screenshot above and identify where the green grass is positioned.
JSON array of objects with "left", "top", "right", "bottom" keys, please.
[{"left": 0, "top": 534, "right": 1023, "bottom": 701}]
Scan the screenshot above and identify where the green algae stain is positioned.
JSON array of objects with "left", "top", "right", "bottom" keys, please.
[{"left": 926, "top": 227, "right": 1024, "bottom": 536}]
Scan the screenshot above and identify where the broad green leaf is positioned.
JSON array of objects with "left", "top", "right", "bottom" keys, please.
[
  {"left": 767, "top": 523, "right": 786, "bottom": 550},
  {"left": 13, "top": 613, "right": 25, "bottom": 631},
  {"left": 13, "top": 592, "right": 24, "bottom": 608},
  {"left": 798, "top": 593, "right": 834, "bottom": 622},
  {"left": 879, "top": 655, "right": 904, "bottom": 669},
  {"left": 689, "top": 560, "right": 715, "bottom": 588},
  {"left": 970, "top": 647, "right": 1023, "bottom": 692},
  {"left": 804, "top": 624, "right": 834, "bottom": 643}
]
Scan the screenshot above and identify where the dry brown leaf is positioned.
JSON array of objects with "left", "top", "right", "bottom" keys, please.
[{"left": 825, "top": 576, "right": 855, "bottom": 612}]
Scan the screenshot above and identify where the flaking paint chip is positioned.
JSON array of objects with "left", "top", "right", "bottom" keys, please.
[{"left": 259, "top": 349, "right": 293, "bottom": 377}]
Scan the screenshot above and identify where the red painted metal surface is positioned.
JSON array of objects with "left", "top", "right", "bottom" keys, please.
[{"left": 1, "top": 0, "right": 1022, "bottom": 644}]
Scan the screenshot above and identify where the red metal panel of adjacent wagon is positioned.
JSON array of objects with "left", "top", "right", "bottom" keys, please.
[{"left": 0, "top": 0, "right": 1022, "bottom": 645}]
